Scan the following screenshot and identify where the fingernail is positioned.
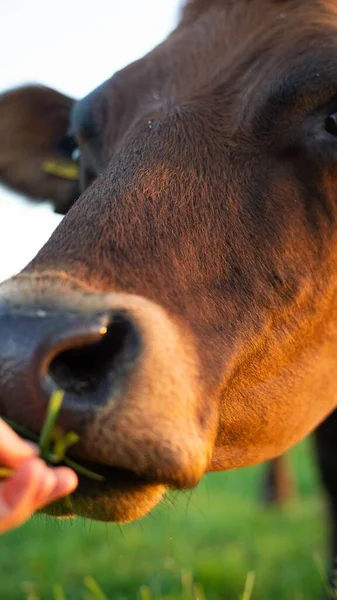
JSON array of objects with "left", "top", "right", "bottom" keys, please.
[
  {"left": 25, "top": 441, "right": 38, "bottom": 451},
  {"left": 50, "top": 467, "right": 79, "bottom": 498},
  {"left": 22, "top": 441, "right": 39, "bottom": 456}
]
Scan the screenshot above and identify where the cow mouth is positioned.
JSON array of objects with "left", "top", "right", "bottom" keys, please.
[{"left": 41, "top": 456, "right": 166, "bottom": 522}]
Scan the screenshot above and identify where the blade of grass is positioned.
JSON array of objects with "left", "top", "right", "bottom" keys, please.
[
  {"left": 240, "top": 571, "right": 256, "bottom": 600},
  {"left": 64, "top": 457, "right": 105, "bottom": 482},
  {"left": 2, "top": 417, "right": 38, "bottom": 442},
  {"left": 0, "top": 467, "right": 13, "bottom": 478},
  {"left": 83, "top": 576, "right": 108, "bottom": 600},
  {"left": 138, "top": 587, "right": 153, "bottom": 600},
  {"left": 181, "top": 569, "right": 193, "bottom": 595},
  {"left": 53, "top": 584, "right": 67, "bottom": 600},
  {"left": 22, "top": 582, "right": 40, "bottom": 600},
  {"left": 193, "top": 583, "right": 206, "bottom": 600},
  {"left": 1, "top": 391, "right": 105, "bottom": 482},
  {"left": 39, "top": 391, "right": 64, "bottom": 459},
  {"left": 51, "top": 432, "right": 80, "bottom": 464}
]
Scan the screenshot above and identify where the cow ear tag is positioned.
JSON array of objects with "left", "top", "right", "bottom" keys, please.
[{"left": 42, "top": 159, "right": 79, "bottom": 181}]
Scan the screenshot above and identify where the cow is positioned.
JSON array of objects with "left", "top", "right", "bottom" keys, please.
[{"left": 0, "top": 0, "right": 336, "bottom": 571}]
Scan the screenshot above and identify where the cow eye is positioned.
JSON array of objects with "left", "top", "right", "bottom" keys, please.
[
  {"left": 55, "top": 135, "right": 79, "bottom": 158},
  {"left": 325, "top": 112, "right": 337, "bottom": 136},
  {"left": 71, "top": 147, "right": 81, "bottom": 162}
]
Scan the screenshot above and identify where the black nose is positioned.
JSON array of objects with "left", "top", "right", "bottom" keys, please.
[
  {"left": 48, "top": 316, "right": 138, "bottom": 394},
  {"left": 0, "top": 305, "right": 141, "bottom": 432}
]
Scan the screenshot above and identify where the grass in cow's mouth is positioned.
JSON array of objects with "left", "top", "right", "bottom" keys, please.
[{"left": 0, "top": 390, "right": 105, "bottom": 482}]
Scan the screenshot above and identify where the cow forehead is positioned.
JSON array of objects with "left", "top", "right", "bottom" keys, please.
[
  {"left": 183, "top": 0, "right": 335, "bottom": 17},
  {"left": 181, "top": 0, "right": 336, "bottom": 34},
  {"left": 73, "top": 0, "right": 337, "bottom": 152},
  {"left": 128, "top": 1, "right": 337, "bottom": 97},
  {"left": 180, "top": 0, "right": 337, "bottom": 68}
]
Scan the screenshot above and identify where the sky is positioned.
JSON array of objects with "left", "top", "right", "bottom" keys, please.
[{"left": 0, "top": 0, "right": 180, "bottom": 281}]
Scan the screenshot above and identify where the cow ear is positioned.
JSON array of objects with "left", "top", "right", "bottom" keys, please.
[{"left": 0, "top": 85, "right": 80, "bottom": 215}]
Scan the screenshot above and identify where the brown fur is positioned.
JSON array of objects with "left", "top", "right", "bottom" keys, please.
[
  {"left": 0, "top": 0, "right": 336, "bottom": 522},
  {"left": 0, "top": 86, "right": 79, "bottom": 213}
]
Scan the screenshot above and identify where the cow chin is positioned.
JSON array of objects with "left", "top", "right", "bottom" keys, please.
[{"left": 42, "top": 472, "right": 166, "bottom": 522}]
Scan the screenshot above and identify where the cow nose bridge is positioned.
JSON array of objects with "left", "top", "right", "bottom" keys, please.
[{"left": 0, "top": 304, "right": 141, "bottom": 428}]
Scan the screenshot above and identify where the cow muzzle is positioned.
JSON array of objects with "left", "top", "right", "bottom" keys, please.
[{"left": 0, "top": 274, "right": 216, "bottom": 522}]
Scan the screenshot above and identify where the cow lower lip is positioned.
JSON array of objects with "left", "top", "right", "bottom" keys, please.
[
  {"left": 13, "top": 431, "right": 150, "bottom": 488},
  {"left": 70, "top": 459, "right": 151, "bottom": 489},
  {"left": 40, "top": 456, "right": 166, "bottom": 522},
  {"left": 39, "top": 448, "right": 154, "bottom": 491}
]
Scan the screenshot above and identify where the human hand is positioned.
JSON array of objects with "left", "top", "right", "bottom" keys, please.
[{"left": 0, "top": 418, "right": 78, "bottom": 533}]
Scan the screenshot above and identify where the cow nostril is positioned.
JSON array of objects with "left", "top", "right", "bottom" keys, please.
[{"left": 47, "top": 316, "right": 140, "bottom": 394}]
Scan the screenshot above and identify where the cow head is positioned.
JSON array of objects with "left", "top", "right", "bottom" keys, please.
[{"left": 0, "top": 0, "right": 337, "bottom": 522}]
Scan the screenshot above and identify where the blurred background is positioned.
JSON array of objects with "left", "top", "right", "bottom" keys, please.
[
  {"left": 0, "top": 0, "right": 178, "bottom": 281},
  {"left": 0, "top": 2, "right": 326, "bottom": 599}
]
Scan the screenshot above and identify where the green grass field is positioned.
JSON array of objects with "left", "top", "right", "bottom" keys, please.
[{"left": 0, "top": 439, "right": 331, "bottom": 600}]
